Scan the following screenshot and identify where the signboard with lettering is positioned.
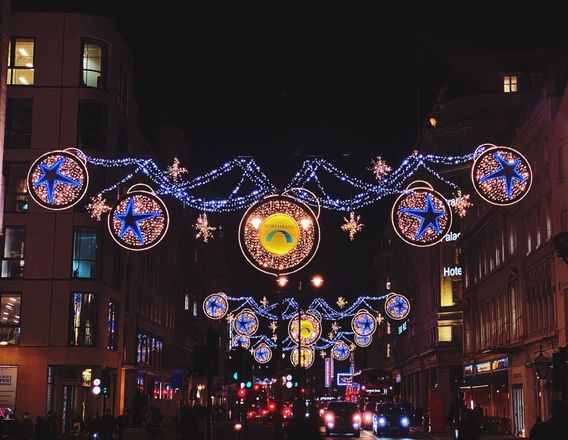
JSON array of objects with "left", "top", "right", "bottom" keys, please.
[
  {"left": 0, "top": 366, "right": 18, "bottom": 410},
  {"left": 491, "top": 358, "right": 509, "bottom": 371},
  {"left": 443, "top": 266, "right": 462, "bottom": 277},
  {"left": 337, "top": 373, "right": 352, "bottom": 386},
  {"left": 476, "top": 362, "right": 491, "bottom": 373},
  {"left": 464, "top": 365, "right": 473, "bottom": 375}
]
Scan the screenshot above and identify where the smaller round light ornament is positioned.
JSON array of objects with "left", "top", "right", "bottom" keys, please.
[
  {"left": 203, "top": 292, "right": 229, "bottom": 320},
  {"left": 254, "top": 343, "right": 272, "bottom": 364},
  {"left": 233, "top": 308, "right": 259, "bottom": 337},
  {"left": 391, "top": 181, "right": 452, "bottom": 247},
  {"left": 332, "top": 341, "right": 350, "bottom": 361},
  {"left": 384, "top": 293, "right": 411, "bottom": 321},
  {"left": 351, "top": 309, "right": 377, "bottom": 337},
  {"left": 232, "top": 334, "right": 250, "bottom": 349},
  {"left": 290, "top": 346, "right": 315, "bottom": 368},
  {"left": 108, "top": 184, "right": 169, "bottom": 251},
  {"left": 354, "top": 334, "right": 373, "bottom": 347},
  {"left": 471, "top": 144, "right": 532, "bottom": 206},
  {"left": 288, "top": 312, "right": 322, "bottom": 345},
  {"left": 27, "top": 149, "right": 89, "bottom": 210}
]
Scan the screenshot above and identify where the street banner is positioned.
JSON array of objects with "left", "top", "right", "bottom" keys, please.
[{"left": 0, "top": 366, "right": 18, "bottom": 410}]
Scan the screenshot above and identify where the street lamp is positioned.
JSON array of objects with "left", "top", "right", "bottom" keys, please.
[{"left": 533, "top": 350, "right": 552, "bottom": 380}]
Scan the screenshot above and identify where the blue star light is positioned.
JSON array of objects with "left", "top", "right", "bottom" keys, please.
[
  {"left": 206, "top": 297, "right": 224, "bottom": 317},
  {"left": 387, "top": 296, "right": 409, "bottom": 318},
  {"left": 401, "top": 193, "right": 445, "bottom": 240},
  {"left": 479, "top": 153, "right": 527, "bottom": 200},
  {"left": 355, "top": 314, "right": 374, "bottom": 335},
  {"left": 235, "top": 313, "right": 256, "bottom": 334},
  {"left": 33, "top": 157, "right": 82, "bottom": 204},
  {"left": 334, "top": 344, "right": 348, "bottom": 359},
  {"left": 114, "top": 198, "right": 161, "bottom": 244},
  {"left": 256, "top": 347, "right": 269, "bottom": 361}
]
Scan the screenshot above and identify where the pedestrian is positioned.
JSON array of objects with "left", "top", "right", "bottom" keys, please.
[
  {"left": 32, "top": 416, "right": 50, "bottom": 440},
  {"left": 20, "top": 411, "right": 33, "bottom": 440},
  {"left": 99, "top": 408, "right": 115, "bottom": 440},
  {"left": 529, "top": 400, "right": 567, "bottom": 439}
]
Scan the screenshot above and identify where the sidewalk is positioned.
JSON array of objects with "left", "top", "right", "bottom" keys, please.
[{"left": 411, "top": 427, "right": 521, "bottom": 440}]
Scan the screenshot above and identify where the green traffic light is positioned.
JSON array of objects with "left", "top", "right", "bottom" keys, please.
[
  {"left": 245, "top": 381, "right": 252, "bottom": 388},
  {"left": 293, "top": 382, "right": 298, "bottom": 387},
  {"left": 232, "top": 372, "right": 239, "bottom": 380}
]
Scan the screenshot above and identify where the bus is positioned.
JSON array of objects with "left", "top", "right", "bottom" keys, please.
[{"left": 351, "top": 368, "right": 396, "bottom": 408}]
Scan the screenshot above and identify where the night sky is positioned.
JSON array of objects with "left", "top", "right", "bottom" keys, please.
[{"left": 86, "top": 3, "right": 566, "bottom": 296}]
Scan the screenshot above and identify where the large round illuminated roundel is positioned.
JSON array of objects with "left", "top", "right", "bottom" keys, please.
[
  {"left": 233, "top": 309, "right": 259, "bottom": 337},
  {"left": 290, "top": 346, "right": 315, "bottom": 368},
  {"left": 232, "top": 335, "right": 250, "bottom": 349},
  {"left": 471, "top": 144, "right": 532, "bottom": 206},
  {"left": 384, "top": 293, "right": 410, "bottom": 321},
  {"left": 288, "top": 312, "right": 322, "bottom": 345},
  {"left": 203, "top": 292, "right": 229, "bottom": 320},
  {"left": 354, "top": 334, "right": 372, "bottom": 347},
  {"left": 108, "top": 186, "right": 169, "bottom": 251},
  {"left": 27, "top": 149, "right": 89, "bottom": 210},
  {"left": 332, "top": 341, "right": 350, "bottom": 361},
  {"left": 391, "top": 182, "right": 452, "bottom": 247},
  {"left": 239, "top": 194, "right": 320, "bottom": 276},
  {"left": 351, "top": 309, "right": 377, "bottom": 337},
  {"left": 254, "top": 343, "right": 272, "bottom": 364}
]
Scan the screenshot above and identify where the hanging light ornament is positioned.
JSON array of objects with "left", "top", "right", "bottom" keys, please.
[
  {"left": 332, "top": 341, "right": 350, "bottom": 361},
  {"left": 167, "top": 157, "right": 188, "bottom": 182},
  {"left": 194, "top": 213, "right": 216, "bottom": 243},
  {"left": 331, "top": 322, "right": 341, "bottom": 334},
  {"left": 254, "top": 343, "right": 272, "bottom": 364},
  {"left": 384, "top": 293, "right": 411, "bottom": 321},
  {"left": 391, "top": 181, "right": 452, "bottom": 247},
  {"left": 336, "top": 297, "right": 348, "bottom": 309},
  {"left": 232, "top": 334, "right": 250, "bottom": 349},
  {"left": 471, "top": 144, "right": 532, "bottom": 206},
  {"left": 108, "top": 184, "right": 169, "bottom": 251},
  {"left": 351, "top": 309, "right": 377, "bottom": 337},
  {"left": 27, "top": 149, "right": 89, "bottom": 210},
  {"left": 290, "top": 346, "right": 315, "bottom": 368},
  {"left": 320, "top": 350, "right": 327, "bottom": 359},
  {"left": 269, "top": 321, "right": 278, "bottom": 333},
  {"left": 87, "top": 193, "right": 111, "bottom": 221},
  {"left": 288, "top": 312, "right": 322, "bottom": 345},
  {"left": 370, "top": 156, "right": 392, "bottom": 181},
  {"left": 354, "top": 334, "right": 372, "bottom": 347},
  {"left": 260, "top": 296, "right": 269, "bottom": 308},
  {"left": 202, "top": 292, "right": 229, "bottom": 320},
  {"left": 449, "top": 190, "right": 472, "bottom": 218},
  {"left": 341, "top": 212, "right": 364, "bottom": 240},
  {"left": 233, "top": 309, "right": 259, "bottom": 337}
]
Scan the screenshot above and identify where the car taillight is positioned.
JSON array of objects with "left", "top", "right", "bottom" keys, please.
[
  {"left": 325, "top": 412, "right": 334, "bottom": 422},
  {"left": 364, "top": 412, "right": 373, "bottom": 423},
  {"left": 353, "top": 413, "right": 361, "bottom": 423},
  {"left": 319, "top": 408, "right": 325, "bottom": 416}
]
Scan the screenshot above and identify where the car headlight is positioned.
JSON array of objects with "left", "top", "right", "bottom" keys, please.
[
  {"left": 378, "top": 416, "right": 387, "bottom": 427},
  {"left": 401, "top": 416, "right": 410, "bottom": 427},
  {"left": 364, "top": 412, "right": 373, "bottom": 423},
  {"left": 325, "top": 413, "right": 334, "bottom": 423}
]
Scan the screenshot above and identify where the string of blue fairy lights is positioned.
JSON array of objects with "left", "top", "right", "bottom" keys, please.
[{"left": 84, "top": 150, "right": 477, "bottom": 212}]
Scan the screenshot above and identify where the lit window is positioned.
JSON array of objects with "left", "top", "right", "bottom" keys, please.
[
  {"left": 503, "top": 75, "right": 518, "bottom": 93},
  {"left": 1, "top": 227, "right": 25, "bottom": 278},
  {"left": 7, "top": 37, "right": 35, "bottom": 85},
  {"left": 72, "top": 228, "right": 101, "bottom": 278},
  {"left": 438, "top": 323, "right": 452, "bottom": 342},
  {"left": 136, "top": 331, "right": 164, "bottom": 367},
  {"left": 5, "top": 99, "right": 32, "bottom": 149},
  {"left": 386, "top": 343, "right": 391, "bottom": 358},
  {"left": 451, "top": 279, "right": 462, "bottom": 302},
  {"left": 185, "top": 294, "right": 190, "bottom": 311},
  {"left": 4, "top": 163, "right": 29, "bottom": 213},
  {"left": 69, "top": 292, "right": 97, "bottom": 346},
  {"left": 81, "top": 39, "right": 105, "bottom": 88},
  {"left": 107, "top": 300, "right": 119, "bottom": 350},
  {"left": 0, "top": 293, "right": 21, "bottom": 345},
  {"left": 192, "top": 301, "right": 198, "bottom": 317}
]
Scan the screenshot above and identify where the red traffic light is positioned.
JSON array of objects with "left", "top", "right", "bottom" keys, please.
[
  {"left": 237, "top": 388, "right": 247, "bottom": 398},
  {"left": 253, "top": 384, "right": 260, "bottom": 391}
]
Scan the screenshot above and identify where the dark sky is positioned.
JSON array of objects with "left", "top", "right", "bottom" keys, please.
[{"left": 110, "top": 3, "right": 568, "bottom": 296}]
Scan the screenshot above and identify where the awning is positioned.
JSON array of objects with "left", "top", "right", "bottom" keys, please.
[{"left": 459, "top": 370, "right": 507, "bottom": 389}]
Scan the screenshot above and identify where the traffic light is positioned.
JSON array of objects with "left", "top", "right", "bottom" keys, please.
[
  {"left": 232, "top": 371, "right": 239, "bottom": 381},
  {"left": 245, "top": 380, "right": 252, "bottom": 388},
  {"left": 101, "top": 368, "right": 110, "bottom": 397}
]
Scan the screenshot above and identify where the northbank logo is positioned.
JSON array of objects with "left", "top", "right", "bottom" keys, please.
[{"left": 259, "top": 214, "right": 300, "bottom": 255}]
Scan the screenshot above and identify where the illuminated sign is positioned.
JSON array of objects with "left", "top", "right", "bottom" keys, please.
[
  {"left": 365, "top": 388, "right": 388, "bottom": 395},
  {"left": 81, "top": 368, "right": 92, "bottom": 387},
  {"left": 443, "top": 266, "right": 462, "bottom": 277},
  {"left": 259, "top": 214, "right": 300, "bottom": 255},
  {"left": 476, "top": 362, "right": 491, "bottom": 373},
  {"left": 464, "top": 365, "right": 473, "bottom": 375},
  {"left": 443, "top": 232, "right": 461, "bottom": 242},
  {"left": 337, "top": 373, "right": 352, "bottom": 386},
  {"left": 491, "top": 358, "right": 508, "bottom": 371},
  {"left": 397, "top": 320, "right": 408, "bottom": 335}
]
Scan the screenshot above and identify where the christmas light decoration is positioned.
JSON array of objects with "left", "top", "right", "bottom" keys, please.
[
  {"left": 225, "top": 312, "right": 234, "bottom": 323},
  {"left": 108, "top": 185, "right": 169, "bottom": 251},
  {"left": 167, "top": 157, "right": 188, "bottom": 182},
  {"left": 332, "top": 341, "right": 350, "bottom": 361},
  {"left": 354, "top": 334, "right": 372, "bottom": 347},
  {"left": 260, "top": 296, "right": 269, "bottom": 308},
  {"left": 320, "top": 350, "right": 327, "bottom": 359},
  {"left": 331, "top": 322, "right": 341, "bottom": 333},
  {"left": 288, "top": 312, "right": 322, "bottom": 345},
  {"left": 87, "top": 194, "right": 111, "bottom": 221},
  {"left": 232, "top": 334, "right": 250, "bottom": 349},
  {"left": 233, "top": 309, "right": 259, "bottom": 336},
  {"left": 203, "top": 293, "right": 229, "bottom": 319},
  {"left": 328, "top": 331, "right": 335, "bottom": 340},
  {"left": 376, "top": 313, "right": 384, "bottom": 325},
  {"left": 269, "top": 321, "right": 278, "bottom": 333},
  {"left": 291, "top": 346, "right": 315, "bottom": 368},
  {"left": 336, "top": 297, "right": 347, "bottom": 309},
  {"left": 391, "top": 181, "right": 452, "bottom": 247},
  {"left": 271, "top": 334, "right": 278, "bottom": 342},
  {"left": 471, "top": 144, "right": 532, "bottom": 206},
  {"left": 384, "top": 293, "right": 410, "bottom": 321},
  {"left": 370, "top": 156, "right": 392, "bottom": 181},
  {"left": 351, "top": 309, "right": 377, "bottom": 337},
  {"left": 239, "top": 194, "right": 320, "bottom": 276},
  {"left": 254, "top": 343, "right": 272, "bottom": 364},
  {"left": 448, "top": 191, "right": 472, "bottom": 217},
  {"left": 349, "top": 343, "right": 356, "bottom": 352},
  {"left": 341, "top": 212, "right": 364, "bottom": 240},
  {"left": 27, "top": 149, "right": 88, "bottom": 210},
  {"left": 194, "top": 213, "right": 216, "bottom": 242}
]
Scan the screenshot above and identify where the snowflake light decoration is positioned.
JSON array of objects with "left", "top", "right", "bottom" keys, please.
[
  {"left": 271, "top": 334, "right": 278, "bottom": 342},
  {"left": 331, "top": 322, "right": 341, "bottom": 333},
  {"left": 341, "top": 212, "right": 364, "bottom": 241},
  {"left": 449, "top": 191, "right": 472, "bottom": 218},
  {"left": 167, "top": 157, "right": 188, "bottom": 182},
  {"left": 260, "top": 296, "right": 269, "bottom": 308},
  {"left": 226, "top": 312, "right": 234, "bottom": 323},
  {"left": 320, "top": 350, "right": 326, "bottom": 359},
  {"left": 328, "top": 331, "right": 335, "bottom": 340},
  {"left": 336, "top": 297, "right": 347, "bottom": 308},
  {"left": 376, "top": 313, "right": 384, "bottom": 325},
  {"left": 349, "top": 343, "right": 356, "bottom": 352},
  {"left": 370, "top": 156, "right": 392, "bottom": 181},
  {"left": 269, "top": 321, "right": 278, "bottom": 333},
  {"left": 194, "top": 213, "right": 216, "bottom": 243},
  {"left": 87, "top": 193, "right": 111, "bottom": 221}
]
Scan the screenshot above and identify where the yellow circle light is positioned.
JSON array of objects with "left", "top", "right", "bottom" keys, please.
[
  {"left": 300, "top": 319, "right": 314, "bottom": 339},
  {"left": 258, "top": 214, "right": 300, "bottom": 255}
]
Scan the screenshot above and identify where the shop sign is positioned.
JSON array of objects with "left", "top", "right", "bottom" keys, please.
[
  {"left": 81, "top": 368, "right": 92, "bottom": 387},
  {"left": 464, "top": 365, "right": 473, "bottom": 375},
  {"left": 443, "top": 232, "right": 461, "bottom": 242},
  {"left": 491, "top": 358, "right": 508, "bottom": 371},
  {"left": 337, "top": 373, "right": 352, "bottom": 386},
  {"left": 476, "top": 362, "right": 491, "bottom": 373},
  {"left": 443, "top": 266, "right": 462, "bottom": 277},
  {"left": 0, "top": 366, "right": 18, "bottom": 410}
]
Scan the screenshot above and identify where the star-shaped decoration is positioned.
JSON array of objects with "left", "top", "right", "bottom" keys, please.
[
  {"left": 271, "top": 334, "right": 278, "bottom": 342},
  {"left": 225, "top": 312, "right": 234, "bottom": 323},
  {"left": 194, "top": 213, "right": 217, "bottom": 243},
  {"left": 386, "top": 295, "right": 409, "bottom": 318},
  {"left": 269, "top": 321, "right": 278, "bottom": 333},
  {"left": 320, "top": 350, "right": 326, "bottom": 359},
  {"left": 341, "top": 212, "right": 364, "bottom": 241},
  {"left": 376, "top": 313, "right": 384, "bottom": 325},
  {"left": 479, "top": 153, "right": 527, "bottom": 199},
  {"left": 349, "top": 343, "right": 356, "bottom": 352},
  {"left": 249, "top": 348, "right": 255, "bottom": 355},
  {"left": 235, "top": 313, "right": 256, "bottom": 334},
  {"left": 328, "top": 331, "right": 335, "bottom": 340},
  {"left": 400, "top": 193, "right": 445, "bottom": 240},
  {"left": 331, "top": 322, "right": 341, "bottom": 333},
  {"left": 354, "top": 314, "right": 374, "bottom": 335},
  {"left": 167, "top": 157, "right": 188, "bottom": 183},
  {"left": 114, "top": 198, "right": 161, "bottom": 243},
  {"left": 205, "top": 297, "right": 224, "bottom": 316},
  {"left": 369, "top": 156, "right": 392, "bottom": 181},
  {"left": 260, "top": 296, "right": 269, "bottom": 308},
  {"left": 33, "top": 157, "right": 82, "bottom": 204},
  {"left": 334, "top": 344, "right": 348, "bottom": 359},
  {"left": 86, "top": 194, "right": 111, "bottom": 221},
  {"left": 256, "top": 346, "right": 269, "bottom": 361},
  {"left": 336, "top": 297, "right": 347, "bottom": 309}
]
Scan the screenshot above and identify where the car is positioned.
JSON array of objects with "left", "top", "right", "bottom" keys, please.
[
  {"left": 361, "top": 403, "right": 376, "bottom": 430},
  {"left": 324, "top": 401, "right": 361, "bottom": 437},
  {"left": 261, "top": 401, "right": 293, "bottom": 423},
  {"left": 372, "top": 403, "right": 411, "bottom": 435}
]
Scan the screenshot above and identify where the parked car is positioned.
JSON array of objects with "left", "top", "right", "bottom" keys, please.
[
  {"left": 324, "top": 401, "right": 360, "bottom": 437},
  {"left": 372, "top": 403, "right": 411, "bottom": 435}
]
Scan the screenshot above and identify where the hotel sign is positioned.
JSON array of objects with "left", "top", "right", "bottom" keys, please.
[{"left": 443, "top": 266, "right": 462, "bottom": 277}]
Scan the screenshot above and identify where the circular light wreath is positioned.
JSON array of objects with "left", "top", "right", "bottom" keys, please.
[
  {"left": 351, "top": 309, "right": 377, "bottom": 337},
  {"left": 288, "top": 312, "right": 322, "bottom": 345},
  {"left": 354, "top": 334, "right": 373, "bottom": 347},
  {"left": 384, "top": 293, "right": 411, "bottom": 321},
  {"left": 27, "top": 149, "right": 89, "bottom": 210},
  {"left": 332, "top": 341, "right": 350, "bottom": 361},
  {"left": 233, "top": 308, "right": 259, "bottom": 337},
  {"left": 471, "top": 144, "right": 532, "bottom": 206},
  {"left": 203, "top": 292, "right": 229, "bottom": 320},
  {"left": 238, "top": 194, "right": 320, "bottom": 276},
  {"left": 290, "top": 346, "right": 315, "bottom": 368},
  {"left": 391, "top": 181, "right": 452, "bottom": 247},
  {"left": 108, "top": 184, "right": 169, "bottom": 251},
  {"left": 232, "top": 334, "right": 250, "bottom": 349},
  {"left": 307, "top": 309, "right": 322, "bottom": 322},
  {"left": 254, "top": 343, "right": 272, "bottom": 364}
]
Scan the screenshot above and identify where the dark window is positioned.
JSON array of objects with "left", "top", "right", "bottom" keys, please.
[
  {"left": 136, "top": 331, "right": 164, "bottom": 367},
  {"left": 7, "top": 37, "right": 34, "bottom": 85},
  {"left": 68, "top": 292, "right": 97, "bottom": 346},
  {"left": 117, "top": 123, "right": 128, "bottom": 156},
  {"left": 451, "top": 279, "right": 463, "bottom": 302},
  {"left": 0, "top": 293, "right": 21, "bottom": 345},
  {"left": 77, "top": 100, "right": 107, "bottom": 150},
  {"left": 1, "top": 227, "right": 25, "bottom": 278},
  {"left": 5, "top": 99, "right": 32, "bottom": 148},
  {"left": 72, "top": 228, "right": 101, "bottom": 279},
  {"left": 117, "top": 66, "right": 128, "bottom": 113},
  {"left": 107, "top": 300, "right": 119, "bottom": 350},
  {"left": 81, "top": 39, "right": 106, "bottom": 88},
  {"left": 4, "top": 163, "right": 29, "bottom": 213}
]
